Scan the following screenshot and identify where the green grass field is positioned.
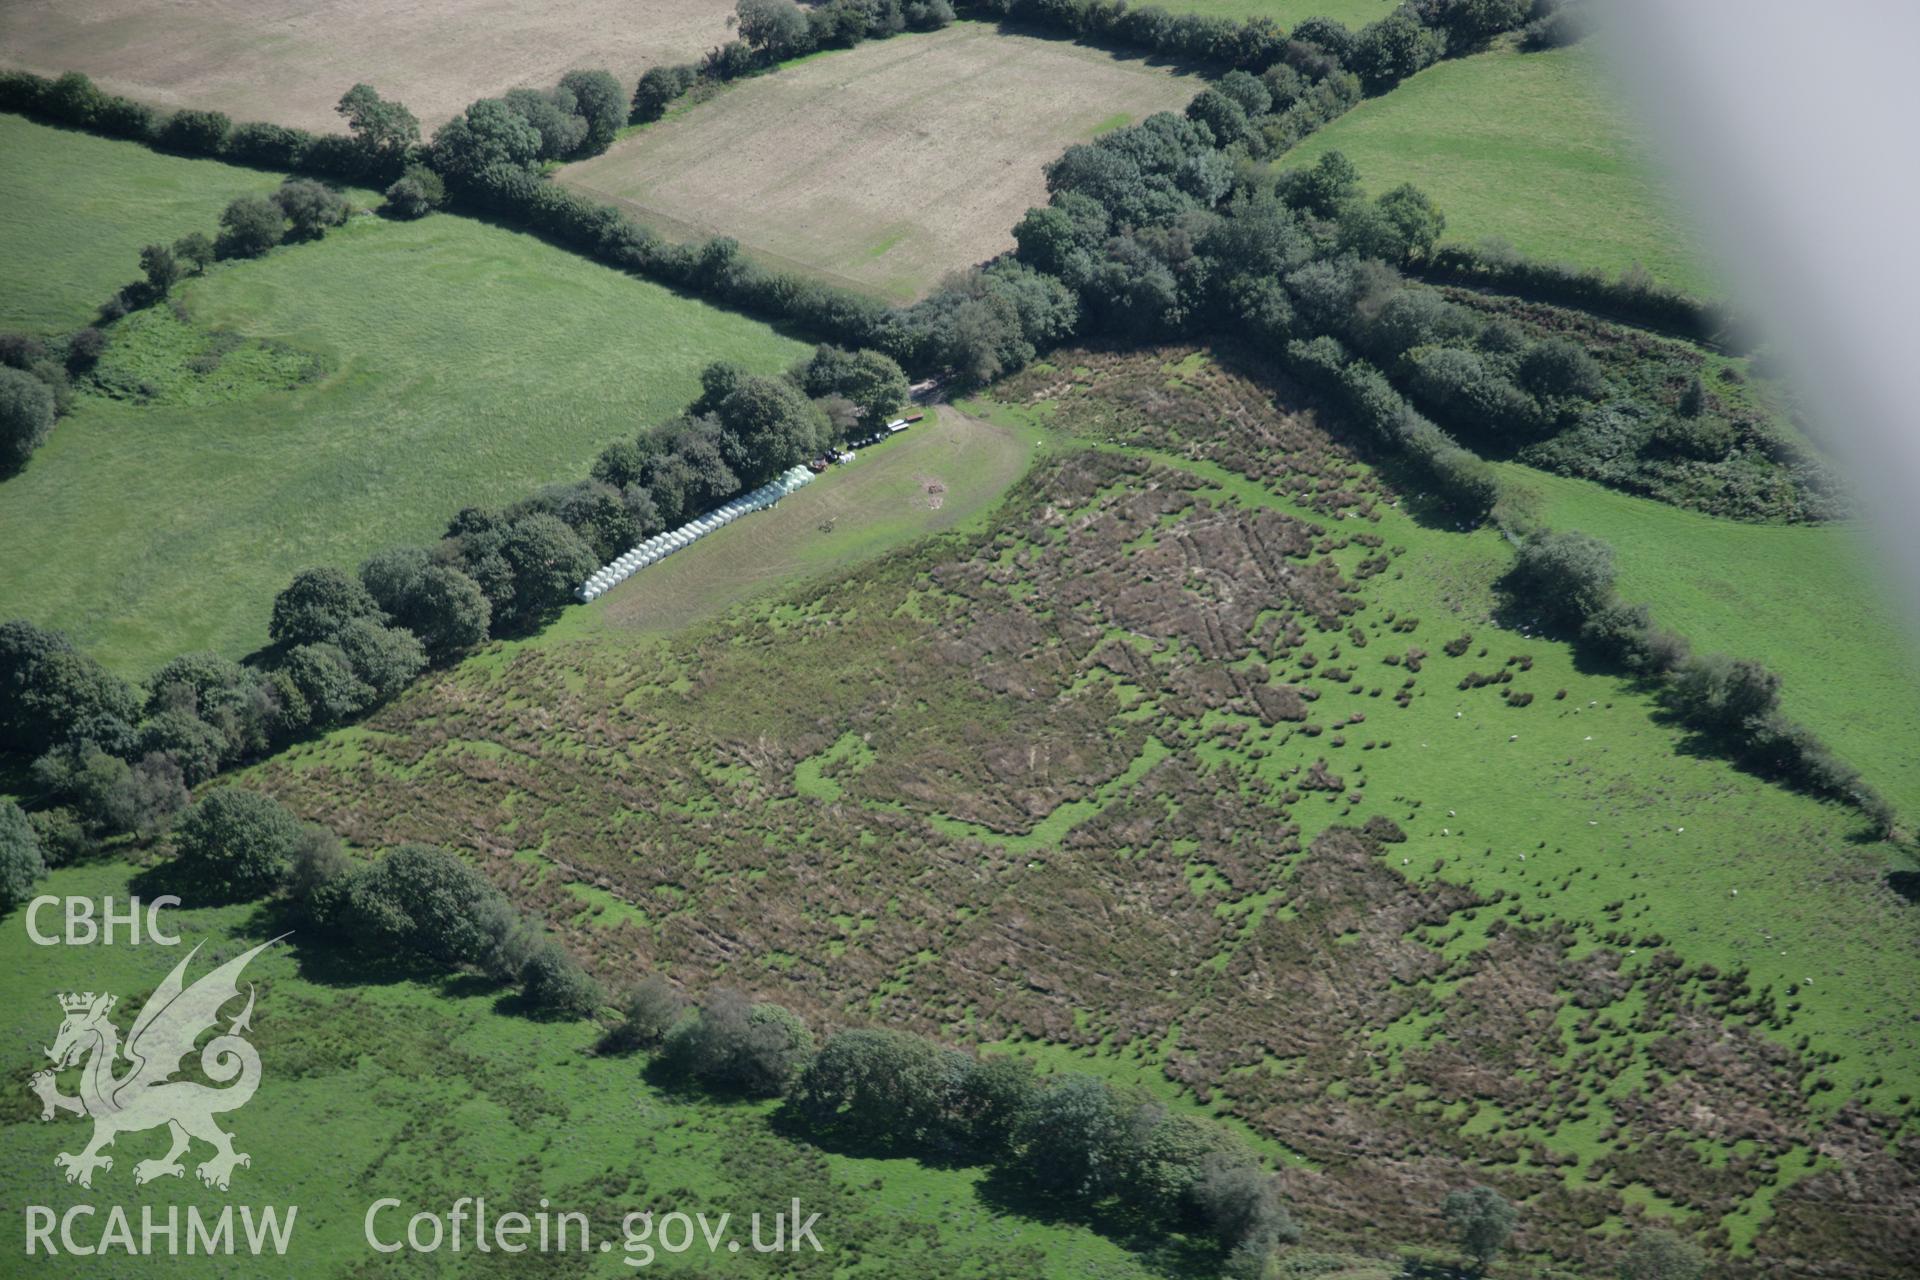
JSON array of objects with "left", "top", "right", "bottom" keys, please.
[
  {"left": 0, "top": 211, "right": 808, "bottom": 678},
  {"left": 1506, "top": 463, "right": 1920, "bottom": 819},
  {"left": 0, "top": 113, "right": 296, "bottom": 335},
  {"left": 0, "top": 859, "right": 1190, "bottom": 1277},
  {"left": 1283, "top": 44, "right": 1720, "bottom": 298}
]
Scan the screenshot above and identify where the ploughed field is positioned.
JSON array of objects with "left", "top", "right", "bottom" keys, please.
[
  {"left": 251, "top": 348, "right": 1920, "bottom": 1275},
  {"left": 0, "top": 0, "right": 738, "bottom": 135},
  {"left": 557, "top": 24, "right": 1201, "bottom": 301}
]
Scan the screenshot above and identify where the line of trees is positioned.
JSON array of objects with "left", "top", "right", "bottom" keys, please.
[
  {"left": 635, "top": 0, "right": 955, "bottom": 124},
  {"left": 1497, "top": 529, "right": 1896, "bottom": 833},
  {"left": 1, "top": 174, "right": 361, "bottom": 471},
  {"left": 122, "top": 176, "right": 352, "bottom": 309},
  {"left": 1007, "top": 111, "right": 1506, "bottom": 510},
  {"left": 0, "top": 71, "right": 412, "bottom": 185},
  {"left": 607, "top": 993, "right": 1301, "bottom": 1276},
  {"left": 181, "top": 786, "right": 598, "bottom": 1014},
  {"left": 958, "top": 0, "right": 1544, "bottom": 87},
  {"left": 0, "top": 342, "right": 908, "bottom": 862},
  {"left": 1419, "top": 240, "right": 1737, "bottom": 350},
  {"left": 0, "top": 771, "right": 598, "bottom": 1015}
]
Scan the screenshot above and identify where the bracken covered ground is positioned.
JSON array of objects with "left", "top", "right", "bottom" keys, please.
[{"left": 251, "top": 348, "right": 1920, "bottom": 1276}]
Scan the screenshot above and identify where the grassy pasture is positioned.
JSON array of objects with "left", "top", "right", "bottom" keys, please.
[
  {"left": 557, "top": 24, "right": 1201, "bottom": 302},
  {"left": 250, "top": 349, "right": 1920, "bottom": 1270},
  {"left": 555, "top": 405, "right": 1040, "bottom": 645},
  {"left": 0, "top": 113, "right": 290, "bottom": 335},
  {"left": 0, "top": 212, "right": 807, "bottom": 677},
  {"left": 1283, "top": 44, "right": 1720, "bottom": 298},
  {"left": 0, "top": 860, "right": 1189, "bottom": 1278},
  {"left": 0, "top": 0, "right": 736, "bottom": 135},
  {"left": 1507, "top": 463, "right": 1920, "bottom": 819}
]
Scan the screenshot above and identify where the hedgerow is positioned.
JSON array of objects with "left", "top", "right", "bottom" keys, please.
[
  {"left": 1497, "top": 529, "right": 1895, "bottom": 833},
  {"left": 0, "top": 336, "right": 913, "bottom": 867}
]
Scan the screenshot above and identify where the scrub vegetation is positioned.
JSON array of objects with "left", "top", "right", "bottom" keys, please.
[{"left": 238, "top": 350, "right": 1919, "bottom": 1276}]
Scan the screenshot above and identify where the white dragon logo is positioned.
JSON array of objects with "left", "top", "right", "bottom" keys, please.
[{"left": 29, "top": 938, "right": 280, "bottom": 1192}]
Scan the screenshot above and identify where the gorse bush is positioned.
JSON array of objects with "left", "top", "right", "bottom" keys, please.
[
  {"left": 302, "top": 840, "right": 595, "bottom": 1014},
  {"left": 1502, "top": 530, "right": 1615, "bottom": 631},
  {"left": 0, "top": 366, "right": 56, "bottom": 473},
  {"left": 606, "top": 975, "right": 688, "bottom": 1050},
  {"left": 1443, "top": 1184, "right": 1517, "bottom": 1272}
]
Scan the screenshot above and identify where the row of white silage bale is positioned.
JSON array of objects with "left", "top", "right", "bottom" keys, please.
[{"left": 577, "top": 465, "right": 818, "bottom": 601}]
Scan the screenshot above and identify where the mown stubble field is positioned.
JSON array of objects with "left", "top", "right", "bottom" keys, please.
[
  {"left": 0, "top": 0, "right": 736, "bottom": 134},
  {"left": 558, "top": 23, "right": 1201, "bottom": 301}
]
